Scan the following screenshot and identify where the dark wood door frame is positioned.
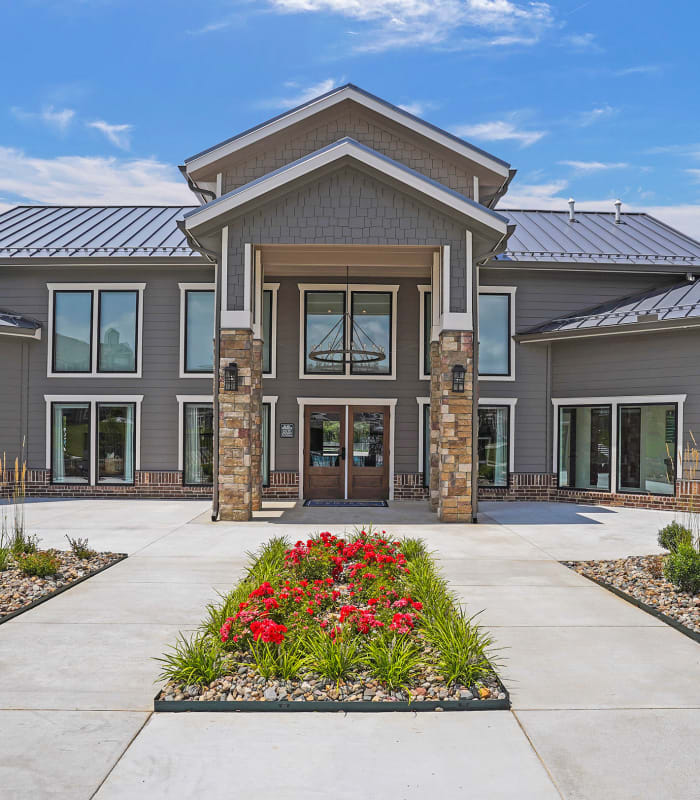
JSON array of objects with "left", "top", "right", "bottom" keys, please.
[
  {"left": 347, "top": 405, "right": 390, "bottom": 500},
  {"left": 303, "top": 405, "right": 346, "bottom": 499}
]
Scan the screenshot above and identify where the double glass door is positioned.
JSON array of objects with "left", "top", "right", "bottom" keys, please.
[{"left": 304, "top": 405, "right": 389, "bottom": 499}]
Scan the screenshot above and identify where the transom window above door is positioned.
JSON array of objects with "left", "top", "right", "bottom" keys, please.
[
  {"left": 299, "top": 284, "right": 398, "bottom": 380},
  {"left": 48, "top": 284, "right": 145, "bottom": 377}
]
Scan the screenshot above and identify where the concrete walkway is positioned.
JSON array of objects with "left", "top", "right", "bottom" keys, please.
[{"left": 1, "top": 499, "right": 698, "bottom": 799}]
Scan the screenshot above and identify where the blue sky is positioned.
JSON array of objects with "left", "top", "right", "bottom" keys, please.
[{"left": 2, "top": 0, "right": 699, "bottom": 236}]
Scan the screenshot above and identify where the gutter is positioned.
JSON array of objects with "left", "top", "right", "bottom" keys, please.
[
  {"left": 178, "top": 165, "right": 217, "bottom": 205},
  {"left": 486, "top": 168, "right": 517, "bottom": 210},
  {"left": 516, "top": 316, "right": 700, "bottom": 344}
]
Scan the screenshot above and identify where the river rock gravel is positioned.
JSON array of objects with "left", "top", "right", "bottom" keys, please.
[
  {"left": 0, "top": 549, "right": 125, "bottom": 620},
  {"left": 564, "top": 555, "right": 699, "bottom": 634}
]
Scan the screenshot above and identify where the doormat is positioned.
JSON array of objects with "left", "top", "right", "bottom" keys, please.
[{"left": 303, "top": 499, "right": 389, "bottom": 508}]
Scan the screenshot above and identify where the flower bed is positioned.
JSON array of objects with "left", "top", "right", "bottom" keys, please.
[
  {"left": 0, "top": 546, "right": 126, "bottom": 622},
  {"left": 564, "top": 556, "right": 700, "bottom": 639},
  {"left": 156, "top": 530, "right": 507, "bottom": 711}
]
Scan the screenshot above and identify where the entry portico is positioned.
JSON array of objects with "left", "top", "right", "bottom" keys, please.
[{"left": 182, "top": 115, "right": 512, "bottom": 522}]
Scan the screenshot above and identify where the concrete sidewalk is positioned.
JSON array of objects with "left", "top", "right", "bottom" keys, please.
[{"left": 0, "top": 499, "right": 697, "bottom": 799}]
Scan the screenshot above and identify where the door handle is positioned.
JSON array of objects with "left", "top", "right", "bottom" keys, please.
[{"left": 340, "top": 447, "right": 346, "bottom": 460}]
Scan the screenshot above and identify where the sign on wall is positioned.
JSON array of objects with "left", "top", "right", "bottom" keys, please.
[{"left": 280, "top": 423, "right": 295, "bottom": 439}]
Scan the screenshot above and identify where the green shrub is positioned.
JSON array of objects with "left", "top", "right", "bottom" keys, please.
[
  {"left": 663, "top": 544, "right": 700, "bottom": 594},
  {"left": 421, "top": 607, "right": 496, "bottom": 686},
  {"left": 362, "top": 634, "right": 422, "bottom": 690},
  {"left": 304, "top": 628, "right": 363, "bottom": 681},
  {"left": 155, "top": 633, "right": 227, "bottom": 686},
  {"left": 0, "top": 546, "right": 11, "bottom": 572},
  {"left": 10, "top": 530, "right": 39, "bottom": 557},
  {"left": 398, "top": 536, "right": 429, "bottom": 563},
  {"left": 201, "top": 580, "right": 255, "bottom": 640},
  {"left": 249, "top": 634, "right": 309, "bottom": 680},
  {"left": 658, "top": 521, "right": 692, "bottom": 553},
  {"left": 404, "top": 555, "right": 454, "bottom": 617},
  {"left": 244, "top": 536, "right": 290, "bottom": 584},
  {"left": 65, "top": 534, "right": 95, "bottom": 560},
  {"left": 18, "top": 550, "right": 60, "bottom": 577}
]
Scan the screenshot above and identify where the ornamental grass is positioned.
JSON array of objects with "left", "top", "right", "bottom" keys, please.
[{"left": 157, "top": 529, "right": 501, "bottom": 697}]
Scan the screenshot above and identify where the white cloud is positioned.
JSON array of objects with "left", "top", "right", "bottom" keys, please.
[
  {"left": 453, "top": 119, "right": 546, "bottom": 147},
  {"left": 11, "top": 105, "right": 75, "bottom": 132},
  {"left": 686, "top": 169, "right": 700, "bottom": 182},
  {"left": 559, "top": 160, "right": 630, "bottom": 173},
  {"left": 615, "top": 64, "right": 661, "bottom": 77},
  {"left": 577, "top": 104, "right": 616, "bottom": 126},
  {"left": 0, "top": 146, "right": 193, "bottom": 207},
  {"left": 266, "top": 0, "right": 556, "bottom": 52},
  {"left": 564, "top": 32, "right": 598, "bottom": 50},
  {"left": 260, "top": 78, "right": 339, "bottom": 109},
  {"left": 87, "top": 120, "right": 133, "bottom": 150},
  {"left": 498, "top": 179, "right": 700, "bottom": 239},
  {"left": 397, "top": 100, "right": 436, "bottom": 116}
]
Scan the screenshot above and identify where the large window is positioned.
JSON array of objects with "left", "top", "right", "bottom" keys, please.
[
  {"left": 51, "top": 399, "right": 137, "bottom": 484},
  {"left": 558, "top": 405, "right": 611, "bottom": 491},
  {"left": 52, "top": 403, "right": 91, "bottom": 483},
  {"left": 301, "top": 285, "right": 397, "bottom": 378},
  {"left": 478, "top": 406, "right": 509, "bottom": 487},
  {"left": 618, "top": 404, "right": 677, "bottom": 496},
  {"left": 96, "top": 404, "right": 135, "bottom": 484},
  {"left": 478, "top": 290, "right": 514, "bottom": 378},
  {"left": 183, "top": 403, "right": 213, "bottom": 485},
  {"left": 184, "top": 290, "right": 215, "bottom": 374},
  {"left": 51, "top": 286, "right": 142, "bottom": 375}
]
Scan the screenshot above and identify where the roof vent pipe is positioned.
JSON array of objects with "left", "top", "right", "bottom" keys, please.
[
  {"left": 568, "top": 198, "right": 575, "bottom": 222},
  {"left": 614, "top": 199, "right": 622, "bottom": 223}
]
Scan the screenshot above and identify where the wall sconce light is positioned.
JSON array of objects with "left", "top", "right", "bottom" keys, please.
[
  {"left": 451, "top": 364, "right": 466, "bottom": 393},
  {"left": 224, "top": 363, "right": 239, "bottom": 391}
]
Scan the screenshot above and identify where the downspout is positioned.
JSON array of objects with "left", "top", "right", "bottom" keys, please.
[
  {"left": 178, "top": 165, "right": 217, "bottom": 204},
  {"left": 177, "top": 220, "right": 221, "bottom": 520},
  {"left": 485, "top": 168, "right": 517, "bottom": 209}
]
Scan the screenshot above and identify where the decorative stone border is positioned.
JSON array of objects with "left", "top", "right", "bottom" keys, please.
[
  {"left": 154, "top": 676, "right": 510, "bottom": 713},
  {"left": 566, "top": 567, "right": 700, "bottom": 645},
  {"left": 0, "top": 554, "right": 128, "bottom": 625}
]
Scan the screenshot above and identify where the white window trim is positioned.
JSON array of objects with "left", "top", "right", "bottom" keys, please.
[
  {"left": 298, "top": 283, "right": 399, "bottom": 381},
  {"left": 479, "top": 397, "right": 517, "bottom": 473},
  {"left": 262, "top": 283, "right": 279, "bottom": 379},
  {"left": 179, "top": 283, "right": 216, "bottom": 378},
  {"left": 416, "top": 397, "right": 430, "bottom": 472},
  {"left": 417, "top": 285, "right": 431, "bottom": 381},
  {"left": 176, "top": 394, "right": 214, "bottom": 471},
  {"left": 263, "top": 395, "right": 278, "bottom": 472},
  {"left": 44, "top": 394, "right": 143, "bottom": 485},
  {"left": 297, "top": 397, "right": 397, "bottom": 500},
  {"left": 552, "top": 394, "right": 686, "bottom": 494},
  {"left": 46, "top": 283, "right": 145, "bottom": 378},
  {"left": 478, "top": 286, "right": 516, "bottom": 382}
]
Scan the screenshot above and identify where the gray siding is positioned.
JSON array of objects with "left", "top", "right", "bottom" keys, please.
[
  {"left": 551, "top": 329, "right": 700, "bottom": 465},
  {"left": 265, "top": 276, "right": 429, "bottom": 474},
  {"left": 478, "top": 267, "right": 679, "bottom": 472},
  {"left": 221, "top": 102, "right": 479, "bottom": 201},
  {"left": 0, "top": 263, "right": 214, "bottom": 471},
  {"left": 0, "top": 336, "right": 29, "bottom": 462},
  {"left": 225, "top": 165, "right": 469, "bottom": 313}
]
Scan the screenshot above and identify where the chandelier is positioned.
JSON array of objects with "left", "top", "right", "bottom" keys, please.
[{"left": 307, "top": 267, "right": 386, "bottom": 366}]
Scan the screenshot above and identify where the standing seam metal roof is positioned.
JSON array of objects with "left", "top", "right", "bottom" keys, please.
[
  {"left": 0, "top": 205, "right": 198, "bottom": 258},
  {"left": 497, "top": 210, "right": 700, "bottom": 265},
  {"left": 523, "top": 279, "right": 700, "bottom": 334}
]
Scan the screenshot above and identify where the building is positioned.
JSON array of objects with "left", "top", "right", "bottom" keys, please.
[{"left": 1, "top": 84, "right": 700, "bottom": 520}]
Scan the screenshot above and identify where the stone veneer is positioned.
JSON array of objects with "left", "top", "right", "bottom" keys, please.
[
  {"left": 433, "top": 330, "right": 474, "bottom": 523},
  {"left": 218, "top": 329, "right": 262, "bottom": 521}
]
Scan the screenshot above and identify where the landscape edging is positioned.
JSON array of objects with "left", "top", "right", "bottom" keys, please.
[{"left": 0, "top": 554, "right": 128, "bottom": 625}]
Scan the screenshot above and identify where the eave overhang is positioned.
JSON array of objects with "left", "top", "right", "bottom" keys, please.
[
  {"left": 516, "top": 316, "right": 700, "bottom": 343},
  {"left": 0, "top": 311, "right": 42, "bottom": 339},
  {"left": 184, "top": 84, "right": 511, "bottom": 181},
  {"left": 183, "top": 138, "right": 510, "bottom": 241}
]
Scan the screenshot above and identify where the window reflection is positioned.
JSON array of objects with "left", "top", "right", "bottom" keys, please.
[
  {"left": 185, "top": 291, "right": 214, "bottom": 373},
  {"left": 99, "top": 291, "right": 137, "bottom": 372},
  {"left": 352, "top": 412, "right": 384, "bottom": 467},
  {"left": 350, "top": 292, "right": 391, "bottom": 375},
  {"left": 479, "top": 293, "right": 510, "bottom": 375},
  {"left": 305, "top": 292, "right": 345, "bottom": 374},
  {"left": 54, "top": 292, "right": 92, "bottom": 372}
]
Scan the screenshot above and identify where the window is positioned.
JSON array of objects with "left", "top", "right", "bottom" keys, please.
[
  {"left": 618, "top": 404, "right": 677, "bottom": 495},
  {"left": 183, "top": 289, "right": 215, "bottom": 374},
  {"left": 478, "top": 288, "right": 515, "bottom": 379},
  {"left": 98, "top": 292, "right": 138, "bottom": 373},
  {"left": 262, "top": 402, "right": 271, "bottom": 486},
  {"left": 262, "top": 290, "right": 273, "bottom": 375},
  {"left": 558, "top": 405, "right": 612, "bottom": 491},
  {"left": 49, "top": 396, "right": 141, "bottom": 485},
  {"left": 183, "top": 403, "right": 213, "bottom": 485},
  {"left": 96, "top": 404, "right": 136, "bottom": 484},
  {"left": 478, "top": 406, "right": 509, "bottom": 487},
  {"left": 52, "top": 403, "right": 90, "bottom": 483},
  {"left": 418, "top": 286, "right": 432, "bottom": 379},
  {"left": 48, "top": 284, "right": 144, "bottom": 377},
  {"left": 300, "top": 284, "right": 398, "bottom": 379},
  {"left": 422, "top": 401, "right": 431, "bottom": 486}
]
